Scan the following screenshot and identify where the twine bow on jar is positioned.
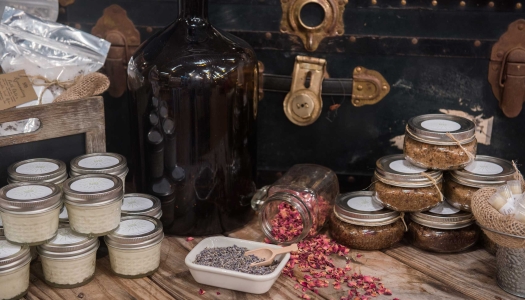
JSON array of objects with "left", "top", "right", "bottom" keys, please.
[
  {"left": 445, "top": 132, "right": 476, "bottom": 162},
  {"left": 421, "top": 172, "right": 444, "bottom": 203}
]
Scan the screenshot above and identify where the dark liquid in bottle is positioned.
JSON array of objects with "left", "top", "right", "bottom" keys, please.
[{"left": 128, "top": 0, "right": 257, "bottom": 235}]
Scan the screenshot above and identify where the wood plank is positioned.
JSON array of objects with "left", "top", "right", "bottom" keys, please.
[
  {"left": 29, "top": 254, "right": 173, "bottom": 300},
  {"left": 226, "top": 216, "right": 468, "bottom": 300},
  {"left": 0, "top": 96, "right": 106, "bottom": 152},
  {"left": 384, "top": 242, "right": 520, "bottom": 300}
]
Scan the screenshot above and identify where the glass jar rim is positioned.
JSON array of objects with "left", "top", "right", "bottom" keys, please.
[
  {"left": 334, "top": 191, "right": 400, "bottom": 225},
  {"left": 406, "top": 114, "right": 476, "bottom": 145},
  {"left": 121, "top": 193, "right": 162, "bottom": 218},
  {"left": 375, "top": 154, "right": 442, "bottom": 187},
  {"left": 448, "top": 156, "right": 516, "bottom": 187},
  {"left": 259, "top": 192, "right": 313, "bottom": 245}
]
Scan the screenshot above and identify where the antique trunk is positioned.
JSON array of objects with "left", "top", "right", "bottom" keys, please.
[{"left": 58, "top": 0, "right": 525, "bottom": 191}]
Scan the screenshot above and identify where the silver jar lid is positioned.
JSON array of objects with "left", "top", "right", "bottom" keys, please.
[
  {"left": 0, "top": 182, "right": 62, "bottom": 214},
  {"left": 7, "top": 158, "right": 67, "bottom": 184},
  {"left": 410, "top": 201, "right": 474, "bottom": 230},
  {"left": 375, "top": 154, "right": 442, "bottom": 187},
  {"left": 406, "top": 114, "right": 476, "bottom": 145},
  {"left": 63, "top": 174, "right": 123, "bottom": 206},
  {"left": 334, "top": 191, "right": 400, "bottom": 225},
  {"left": 59, "top": 206, "right": 69, "bottom": 223},
  {"left": 0, "top": 236, "right": 31, "bottom": 273},
  {"left": 449, "top": 155, "right": 516, "bottom": 188},
  {"left": 104, "top": 216, "right": 164, "bottom": 250},
  {"left": 37, "top": 227, "right": 99, "bottom": 259},
  {"left": 122, "top": 194, "right": 162, "bottom": 219},
  {"left": 70, "top": 153, "right": 128, "bottom": 177}
]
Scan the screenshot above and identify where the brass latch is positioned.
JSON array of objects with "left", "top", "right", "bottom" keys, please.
[
  {"left": 280, "top": 0, "right": 347, "bottom": 52},
  {"left": 352, "top": 66, "right": 390, "bottom": 107},
  {"left": 488, "top": 19, "right": 525, "bottom": 118},
  {"left": 283, "top": 56, "right": 326, "bottom": 126}
]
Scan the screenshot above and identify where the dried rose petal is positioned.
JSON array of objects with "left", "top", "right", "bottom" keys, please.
[
  {"left": 216, "top": 292, "right": 221, "bottom": 295},
  {"left": 186, "top": 237, "right": 194, "bottom": 242},
  {"left": 198, "top": 289, "right": 205, "bottom": 295},
  {"left": 301, "top": 294, "right": 311, "bottom": 299}
]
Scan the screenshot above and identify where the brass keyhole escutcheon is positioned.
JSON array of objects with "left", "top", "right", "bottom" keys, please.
[
  {"left": 280, "top": 0, "right": 347, "bottom": 52},
  {"left": 284, "top": 56, "right": 326, "bottom": 126},
  {"left": 291, "top": 94, "right": 315, "bottom": 119}
]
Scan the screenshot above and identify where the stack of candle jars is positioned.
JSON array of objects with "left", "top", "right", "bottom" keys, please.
[
  {"left": 331, "top": 114, "right": 483, "bottom": 253},
  {"left": 0, "top": 153, "right": 164, "bottom": 298}
]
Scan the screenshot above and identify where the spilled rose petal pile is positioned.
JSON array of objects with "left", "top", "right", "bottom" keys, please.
[{"left": 268, "top": 205, "right": 396, "bottom": 300}]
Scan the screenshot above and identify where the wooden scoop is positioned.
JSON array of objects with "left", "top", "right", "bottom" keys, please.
[{"left": 245, "top": 244, "right": 298, "bottom": 267}]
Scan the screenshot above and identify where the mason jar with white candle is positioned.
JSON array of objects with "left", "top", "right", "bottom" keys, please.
[
  {"left": 70, "top": 153, "right": 128, "bottom": 192},
  {"left": 0, "top": 237, "right": 31, "bottom": 300},
  {"left": 105, "top": 216, "right": 164, "bottom": 278},
  {"left": 7, "top": 158, "right": 67, "bottom": 186},
  {"left": 0, "top": 182, "right": 62, "bottom": 246},
  {"left": 63, "top": 174, "right": 123, "bottom": 237},
  {"left": 37, "top": 227, "right": 99, "bottom": 288},
  {"left": 122, "top": 194, "right": 162, "bottom": 219}
]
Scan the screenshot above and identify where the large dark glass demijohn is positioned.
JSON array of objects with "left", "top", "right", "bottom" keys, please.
[{"left": 127, "top": 0, "right": 258, "bottom": 235}]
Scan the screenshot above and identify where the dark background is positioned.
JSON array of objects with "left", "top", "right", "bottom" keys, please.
[{"left": 54, "top": 0, "right": 525, "bottom": 191}]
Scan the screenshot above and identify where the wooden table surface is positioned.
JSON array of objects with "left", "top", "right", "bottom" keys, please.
[{"left": 24, "top": 217, "right": 518, "bottom": 300}]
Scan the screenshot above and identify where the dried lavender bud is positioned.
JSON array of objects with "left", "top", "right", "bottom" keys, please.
[{"left": 193, "top": 245, "right": 279, "bottom": 275}]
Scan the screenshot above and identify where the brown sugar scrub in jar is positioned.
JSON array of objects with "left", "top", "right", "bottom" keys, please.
[
  {"left": 408, "top": 201, "right": 479, "bottom": 253},
  {"left": 330, "top": 191, "right": 405, "bottom": 250},
  {"left": 444, "top": 156, "right": 516, "bottom": 212},
  {"left": 372, "top": 154, "right": 443, "bottom": 212},
  {"left": 404, "top": 114, "right": 477, "bottom": 170}
]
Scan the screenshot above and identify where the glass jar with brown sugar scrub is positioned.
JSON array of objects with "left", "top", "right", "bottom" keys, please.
[
  {"left": 372, "top": 154, "right": 443, "bottom": 212},
  {"left": 444, "top": 156, "right": 516, "bottom": 212},
  {"left": 404, "top": 114, "right": 477, "bottom": 170},
  {"left": 330, "top": 191, "right": 405, "bottom": 250},
  {"left": 408, "top": 201, "right": 479, "bottom": 253}
]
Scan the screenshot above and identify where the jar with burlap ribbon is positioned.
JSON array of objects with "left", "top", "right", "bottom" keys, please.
[{"left": 403, "top": 114, "right": 477, "bottom": 170}]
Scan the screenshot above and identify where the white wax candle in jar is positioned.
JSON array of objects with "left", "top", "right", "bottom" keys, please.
[
  {"left": 7, "top": 158, "right": 68, "bottom": 187},
  {"left": 0, "top": 237, "right": 32, "bottom": 300},
  {"left": 63, "top": 174, "right": 123, "bottom": 237},
  {"left": 105, "top": 216, "right": 164, "bottom": 278},
  {"left": 37, "top": 227, "right": 99, "bottom": 288},
  {"left": 515, "top": 203, "right": 525, "bottom": 223},
  {"left": 70, "top": 153, "right": 128, "bottom": 192},
  {"left": 122, "top": 194, "right": 162, "bottom": 219},
  {"left": 0, "top": 182, "right": 62, "bottom": 245}
]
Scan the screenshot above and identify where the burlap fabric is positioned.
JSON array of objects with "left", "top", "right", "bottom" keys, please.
[
  {"left": 55, "top": 73, "right": 110, "bottom": 102},
  {"left": 471, "top": 172, "right": 525, "bottom": 249}
]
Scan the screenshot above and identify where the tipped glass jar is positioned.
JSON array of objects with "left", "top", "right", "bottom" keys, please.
[
  {"left": 37, "top": 227, "right": 99, "bottom": 288},
  {"left": 122, "top": 194, "right": 162, "bottom": 219},
  {"left": 330, "top": 191, "right": 405, "bottom": 250},
  {"left": 372, "top": 155, "right": 443, "bottom": 212},
  {"left": 63, "top": 174, "right": 123, "bottom": 237},
  {"left": 70, "top": 153, "right": 128, "bottom": 192},
  {"left": 408, "top": 201, "right": 479, "bottom": 253},
  {"left": 0, "top": 237, "right": 31, "bottom": 300},
  {"left": 444, "top": 156, "right": 516, "bottom": 212},
  {"left": 404, "top": 114, "right": 477, "bottom": 170},
  {"left": 0, "top": 182, "right": 62, "bottom": 246},
  {"left": 105, "top": 216, "right": 164, "bottom": 278},
  {"left": 252, "top": 164, "right": 339, "bottom": 244},
  {"left": 7, "top": 158, "right": 67, "bottom": 186}
]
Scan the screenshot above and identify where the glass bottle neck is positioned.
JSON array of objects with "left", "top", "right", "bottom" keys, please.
[{"left": 180, "top": 0, "right": 208, "bottom": 20}]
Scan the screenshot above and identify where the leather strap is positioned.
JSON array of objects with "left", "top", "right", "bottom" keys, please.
[{"left": 263, "top": 74, "right": 353, "bottom": 96}]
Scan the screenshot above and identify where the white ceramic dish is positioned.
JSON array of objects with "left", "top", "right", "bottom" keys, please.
[{"left": 185, "top": 236, "right": 290, "bottom": 294}]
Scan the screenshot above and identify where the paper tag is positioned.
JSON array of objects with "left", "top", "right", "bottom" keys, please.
[
  {"left": 0, "top": 240, "right": 21, "bottom": 258},
  {"left": 347, "top": 196, "right": 384, "bottom": 211},
  {"left": 52, "top": 228, "right": 87, "bottom": 245},
  {"left": 6, "top": 185, "right": 53, "bottom": 200},
  {"left": 0, "top": 70, "right": 38, "bottom": 110},
  {"left": 421, "top": 119, "right": 461, "bottom": 132},
  {"left": 389, "top": 159, "right": 426, "bottom": 174},
  {"left": 115, "top": 219, "right": 156, "bottom": 236},
  {"left": 122, "top": 196, "right": 154, "bottom": 211},
  {"left": 499, "top": 200, "right": 516, "bottom": 215},
  {"left": 464, "top": 161, "right": 503, "bottom": 175}
]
